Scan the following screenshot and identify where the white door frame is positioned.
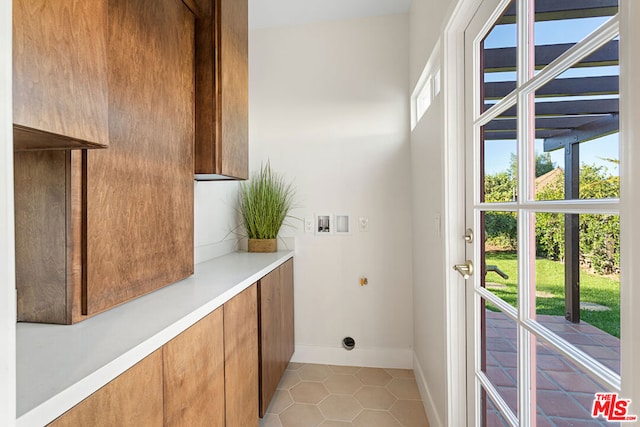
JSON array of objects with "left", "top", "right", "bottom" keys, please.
[
  {"left": 618, "top": 0, "right": 640, "bottom": 416},
  {"left": 443, "top": 0, "right": 640, "bottom": 425},
  {"left": 0, "top": 0, "right": 16, "bottom": 426},
  {"left": 442, "top": 0, "right": 483, "bottom": 425}
]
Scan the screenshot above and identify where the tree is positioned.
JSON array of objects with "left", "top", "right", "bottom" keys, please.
[
  {"left": 484, "top": 152, "right": 555, "bottom": 250},
  {"left": 507, "top": 152, "right": 555, "bottom": 181}
]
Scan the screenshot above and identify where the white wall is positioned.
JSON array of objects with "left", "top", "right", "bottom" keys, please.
[
  {"left": 409, "top": 0, "right": 455, "bottom": 88},
  {"left": 409, "top": 0, "right": 458, "bottom": 425},
  {"left": 194, "top": 181, "right": 240, "bottom": 264},
  {"left": 410, "top": 93, "right": 447, "bottom": 426},
  {"left": 249, "top": 14, "right": 414, "bottom": 367},
  {"left": 0, "top": 0, "right": 16, "bottom": 424}
]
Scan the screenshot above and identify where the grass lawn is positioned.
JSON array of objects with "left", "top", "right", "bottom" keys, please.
[{"left": 485, "top": 251, "right": 620, "bottom": 338}]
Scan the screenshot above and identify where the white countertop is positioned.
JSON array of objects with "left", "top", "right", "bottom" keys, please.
[{"left": 16, "top": 250, "right": 294, "bottom": 427}]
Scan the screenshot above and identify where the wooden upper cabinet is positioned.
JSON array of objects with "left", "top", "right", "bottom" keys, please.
[
  {"left": 49, "top": 350, "right": 164, "bottom": 427},
  {"left": 13, "top": 0, "right": 109, "bottom": 151},
  {"left": 14, "top": 0, "right": 196, "bottom": 324},
  {"left": 84, "top": 0, "right": 195, "bottom": 316},
  {"left": 194, "top": 0, "right": 249, "bottom": 180},
  {"left": 14, "top": 150, "right": 84, "bottom": 324}
]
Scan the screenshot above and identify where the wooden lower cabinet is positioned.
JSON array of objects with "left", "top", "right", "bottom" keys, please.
[
  {"left": 163, "top": 285, "right": 258, "bottom": 427},
  {"left": 163, "top": 308, "right": 225, "bottom": 427},
  {"left": 224, "top": 285, "right": 259, "bottom": 427},
  {"left": 49, "top": 350, "right": 164, "bottom": 427},
  {"left": 51, "top": 285, "right": 260, "bottom": 426},
  {"left": 258, "top": 259, "right": 295, "bottom": 417}
]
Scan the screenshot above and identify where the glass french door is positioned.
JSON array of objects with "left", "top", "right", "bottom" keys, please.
[{"left": 464, "top": 0, "right": 622, "bottom": 425}]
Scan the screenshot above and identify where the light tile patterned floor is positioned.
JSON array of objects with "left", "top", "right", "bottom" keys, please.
[{"left": 259, "top": 363, "right": 430, "bottom": 427}]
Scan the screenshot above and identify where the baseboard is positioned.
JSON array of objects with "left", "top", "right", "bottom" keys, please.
[
  {"left": 413, "top": 352, "right": 444, "bottom": 427},
  {"left": 291, "top": 344, "right": 413, "bottom": 369}
]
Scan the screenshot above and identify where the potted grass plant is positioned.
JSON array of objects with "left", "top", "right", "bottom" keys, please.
[{"left": 239, "top": 162, "right": 295, "bottom": 252}]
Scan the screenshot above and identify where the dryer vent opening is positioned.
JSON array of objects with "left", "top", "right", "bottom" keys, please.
[{"left": 342, "top": 336, "right": 355, "bottom": 351}]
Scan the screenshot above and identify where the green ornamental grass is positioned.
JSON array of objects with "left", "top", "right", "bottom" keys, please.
[{"left": 239, "top": 162, "right": 295, "bottom": 240}]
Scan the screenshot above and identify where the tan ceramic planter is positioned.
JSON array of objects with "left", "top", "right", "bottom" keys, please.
[{"left": 248, "top": 238, "right": 277, "bottom": 253}]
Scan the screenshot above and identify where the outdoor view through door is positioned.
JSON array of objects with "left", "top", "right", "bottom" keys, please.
[{"left": 466, "top": 0, "right": 624, "bottom": 425}]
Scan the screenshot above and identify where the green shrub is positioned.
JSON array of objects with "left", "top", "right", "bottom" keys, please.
[{"left": 484, "top": 162, "right": 620, "bottom": 275}]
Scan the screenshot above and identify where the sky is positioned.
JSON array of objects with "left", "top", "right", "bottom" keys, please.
[{"left": 482, "top": 15, "right": 619, "bottom": 176}]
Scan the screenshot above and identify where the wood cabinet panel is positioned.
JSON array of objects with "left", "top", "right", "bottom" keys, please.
[
  {"left": 280, "top": 259, "right": 295, "bottom": 368},
  {"left": 259, "top": 260, "right": 295, "bottom": 416},
  {"left": 85, "top": 0, "right": 195, "bottom": 315},
  {"left": 14, "top": 151, "right": 84, "bottom": 324},
  {"left": 14, "top": 0, "right": 196, "bottom": 323},
  {"left": 225, "top": 284, "right": 259, "bottom": 427},
  {"left": 49, "top": 350, "right": 163, "bottom": 427},
  {"left": 163, "top": 308, "right": 225, "bottom": 427},
  {"left": 14, "top": 151, "right": 69, "bottom": 323},
  {"left": 13, "top": 0, "right": 109, "bottom": 151},
  {"left": 194, "top": 0, "right": 248, "bottom": 180}
]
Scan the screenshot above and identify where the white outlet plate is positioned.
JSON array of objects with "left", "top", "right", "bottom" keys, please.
[
  {"left": 304, "top": 218, "right": 314, "bottom": 233},
  {"left": 358, "top": 217, "right": 369, "bottom": 232}
]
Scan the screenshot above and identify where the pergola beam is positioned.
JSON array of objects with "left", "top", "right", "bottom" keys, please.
[
  {"left": 484, "top": 76, "right": 618, "bottom": 100},
  {"left": 484, "top": 40, "right": 618, "bottom": 72},
  {"left": 543, "top": 114, "right": 619, "bottom": 151},
  {"left": 499, "top": 0, "right": 618, "bottom": 24},
  {"left": 489, "top": 98, "right": 619, "bottom": 116}
]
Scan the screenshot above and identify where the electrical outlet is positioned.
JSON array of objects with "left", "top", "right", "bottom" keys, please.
[
  {"left": 304, "top": 218, "right": 314, "bottom": 233},
  {"left": 358, "top": 217, "right": 369, "bottom": 232}
]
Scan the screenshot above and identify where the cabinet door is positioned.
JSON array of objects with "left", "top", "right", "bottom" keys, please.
[
  {"left": 14, "top": 150, "right": 84, "bottom": 324},
  {"left": 194, "top": 0, "right": 248, "bottom": 179},
  {"left": 49, "top": 350, "right": 163, "bottom": 427},
  {"left": 163, "top": 308, "right": 225, "bottom": 427},
  {"left": 13, "top": 0, "right": 109, "bottom": 150},
  {"left": 225, "top": 284, "right": 259, "bottom": 427},
  {"left": 259, "top": 259, "right": 295, "bottom": 416},
  {"left": 85, "top": 0, "right": 195, "bottom": 316}
]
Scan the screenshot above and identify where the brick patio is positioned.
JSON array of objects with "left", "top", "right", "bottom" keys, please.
[{"left": 484, "top": 310, "right": 621, "bottom": 426}]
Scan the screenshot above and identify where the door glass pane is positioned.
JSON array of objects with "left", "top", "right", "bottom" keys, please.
[
  {"left": 534, "top": 213, "right": 620, "bottom": 374},
  {"left": 482, "top": 110, "right": 517, "bottom": 203},
  {"left": 482, "top": 0, "right": 517, "bottom": 110},
  {"left": 484, "top": 211, "right": 518, "bottom": 303},
  {"left": 483, "top": 304, "right": 518, "bottom": 416},
  {"left": 533, "top": 39, "right": 619, "bottom": 201},
  {"left": 536, "top": 337, "right": 618, "bottom": 426},
  {"left": 534, "top": 0, "right": 619, "bottom": 71},
  {"left": 484, "top": 388, "right": 513, "bottom": 427}
]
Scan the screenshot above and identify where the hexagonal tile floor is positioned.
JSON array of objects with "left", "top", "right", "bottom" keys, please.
[{"left": 259, "top": 363, "right": 429, "bottom": 427}]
